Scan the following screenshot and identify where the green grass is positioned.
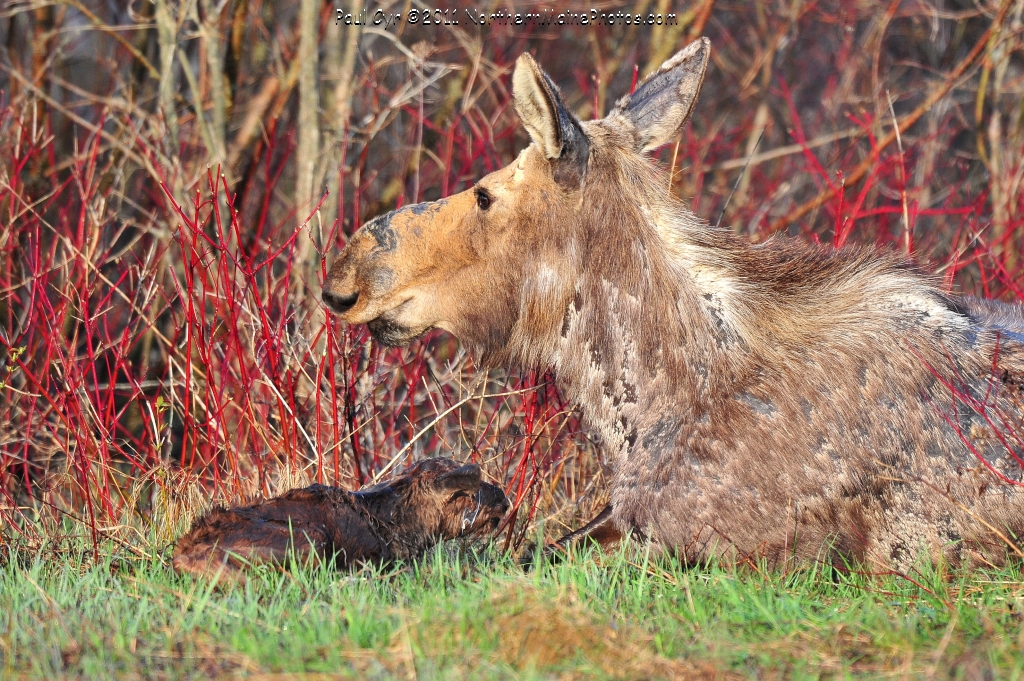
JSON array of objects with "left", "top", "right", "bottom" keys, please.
[{"left": 2, "top": 535, "right": 1024, "bottom": 679}]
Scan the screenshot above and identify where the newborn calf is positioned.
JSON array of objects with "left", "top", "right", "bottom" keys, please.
[{"left": 173, "top": 458, "right": 509, "bottom": 583}]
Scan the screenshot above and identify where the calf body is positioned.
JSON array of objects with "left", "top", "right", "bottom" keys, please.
[
  {"left": 323, "top": 39, "right": 1024, "bottom": 571},
  {"left": 173, "top": 458, "right": 509, "bottom": 582}
]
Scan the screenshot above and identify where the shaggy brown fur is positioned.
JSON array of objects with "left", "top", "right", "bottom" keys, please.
[
  {"left": 323, "top": 39, "right": 1024, "bottom": 572},
  {"left": 173, "top": 458, "right": 509, "bottom": 583}
]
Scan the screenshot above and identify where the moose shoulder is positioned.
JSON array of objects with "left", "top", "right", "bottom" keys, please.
[{"left": 323, "top": 39, "right": 1024, "bottom": 571}]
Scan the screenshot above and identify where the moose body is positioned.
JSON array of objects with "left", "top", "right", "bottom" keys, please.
[
  {"left": 173, "top": 458, "right": 509, "bottom": 583},
  {"left": 323, "top": 39, "right": 1024, "bottom": 571}
]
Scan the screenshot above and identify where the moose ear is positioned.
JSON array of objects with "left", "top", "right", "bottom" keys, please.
[
  {"left": 434, "top": 464, "right": 482, "bottom": 494},
  {"left": 512, "top": 53, "right": 589, "bottom": 186},
  {"left": 609, "top": 38, "right": 711, "bottom": 153}
]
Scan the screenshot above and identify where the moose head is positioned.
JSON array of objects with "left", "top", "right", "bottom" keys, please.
[{"left": 323, "top": 39, "right": 711, "bottom": 368}]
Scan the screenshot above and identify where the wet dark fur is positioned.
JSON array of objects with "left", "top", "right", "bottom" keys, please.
[{"left": 173, "top": 458, "right": 509, "bottom": 583}]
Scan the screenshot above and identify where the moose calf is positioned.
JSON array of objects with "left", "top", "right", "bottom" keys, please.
[
  {"left": 173, "top": 458, "right": 509, "bottom": 583},
  {"left": 322, "top": 38, "right": 1024, "bottom": 572}
]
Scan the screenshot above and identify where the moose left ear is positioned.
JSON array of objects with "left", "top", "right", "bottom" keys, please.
[
  {"left": 435, "top": 464, "right": 482, "bottom": 494},
  {"left": 608, "top": 38, "right": 711, "bottom": 153},
  {"left": 512, "top": 53, "right": 589, "bottom": 186}
]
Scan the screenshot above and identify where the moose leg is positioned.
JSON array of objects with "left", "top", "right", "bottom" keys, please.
[
  {"left": 521, "top": 503, "right": 624, "bottom": 568},
  {"left": 551, "top": 503, "right": 623, "bottom": 552}
]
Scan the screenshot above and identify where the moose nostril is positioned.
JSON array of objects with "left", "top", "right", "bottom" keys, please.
[{"left": 323, "top": 289, "right": 359, "bottom": 314}]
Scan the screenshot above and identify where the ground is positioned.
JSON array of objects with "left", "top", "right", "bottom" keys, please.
[{"left": 2, "top": 535, "right": 1023, "bottom": 680}]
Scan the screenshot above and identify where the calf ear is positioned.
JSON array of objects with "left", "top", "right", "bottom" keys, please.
[
  {"left": 512, "top": 53, "right": 589, "bottom": 186},
  {"left": 608, "top": 37, "right": 710, "bottom": 153},
  {"left": 435, "top": 464, "right": 482, "bottom": 494}
]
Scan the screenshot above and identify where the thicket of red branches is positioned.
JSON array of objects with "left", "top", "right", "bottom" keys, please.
[{"left": 0, "top": 0, "right": 1021, "bottom": 556}]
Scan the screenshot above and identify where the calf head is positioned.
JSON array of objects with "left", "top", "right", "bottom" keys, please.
[
  {"left": 323, "top": 40, "right": 711, "bottom": 365},
  {"left": 358, "top": 458, "right": 509, "bottom": 545}
]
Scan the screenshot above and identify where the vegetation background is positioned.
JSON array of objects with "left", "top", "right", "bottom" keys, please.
[{"left": 1, "top": 0, "right": 1024, "bottom": 677}]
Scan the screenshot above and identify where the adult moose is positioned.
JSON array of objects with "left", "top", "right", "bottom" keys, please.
[{"left": 323, "top": 39, "right": 1024, "bottom": 572}]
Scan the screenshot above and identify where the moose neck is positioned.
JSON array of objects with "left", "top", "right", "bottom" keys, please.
[{"left": 515, "top": 163, "right": 744, "bottom": 464}]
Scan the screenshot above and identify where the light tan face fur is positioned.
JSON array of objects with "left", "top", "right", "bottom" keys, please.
[{"left": 323, "top": 144, "right": 573, "bottom": 350}]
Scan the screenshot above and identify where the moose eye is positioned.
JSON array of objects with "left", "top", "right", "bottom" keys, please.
[{"left": 475, "top": 188, "right": 492, "bottom": 211}]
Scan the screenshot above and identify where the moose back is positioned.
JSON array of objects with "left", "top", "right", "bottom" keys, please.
[{"left": 323, "top": 39, "right": 1024, "bottom": 571}]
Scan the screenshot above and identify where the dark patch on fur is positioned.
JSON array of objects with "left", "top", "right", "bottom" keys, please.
[
  {"left": 405, "top": 199, "right": 448, "bottom": 216},
  {"left": 372, "top": 267, "right": 395, "bottom": 291},
  {"left": 800, "top": 399, "right": 813, "bottom": 418},
  {"left": 889, "top": 540, "right": 909, "bottom": 566},
  {"left": 939, "top": 293, "right": 973, "bottom": 318},
  {"left": 856, "top": 362, "right": 869, "bottom": 387},
  {"left": 703, "top": 294, "right": 739, "bottom": 348},
  {"left": 365, "top": 215, "right": 398, "bottom": 252},
  {"left": 642, "top": 418, "right": 682, "bottom": 458},
  {"left": 622, "top": 380, "right": 638, "bottom": 405},
  {"left": 737, "top": 392, "right": 776, "bottom": 416},
  {"left": 368, "top": 316, "right": 418, "bottom": 347}
]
